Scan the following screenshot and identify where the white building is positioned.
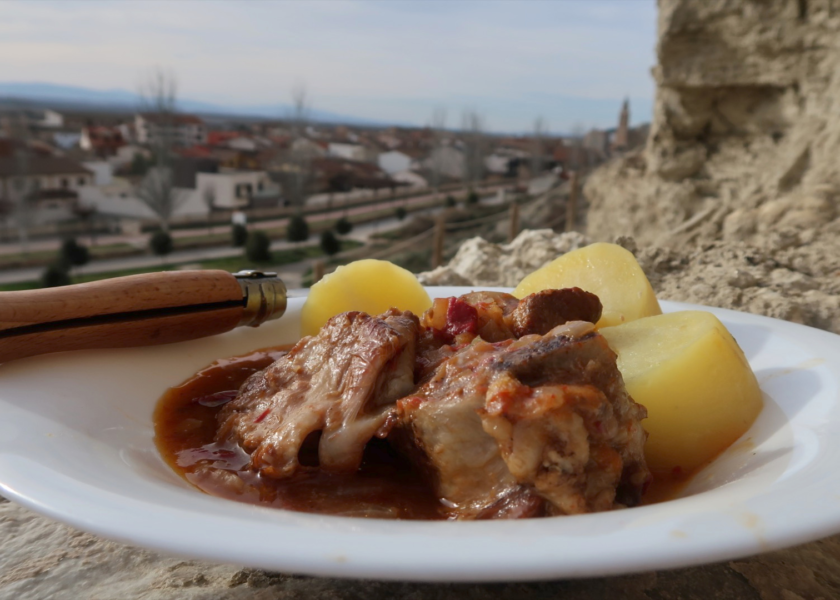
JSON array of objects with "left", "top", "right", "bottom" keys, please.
[
  {"left": 425, "top": 145, "right": 465, "bottom": 180},
  {"left": 111, "top": 145, "right": 148, "bottom": 168},
  {"left": 484, "top": 153, "right": 512, "bottom": 175},
  {"left": 82, "top": 161, "right": 114, "bottom": 187},
  {"left": 53, "top": 132, "right": 82, "bottom": 150},
  {"left": 291, "top": 138, "right": 326, "bottom": 159},
  {"left": 328, "top": 142, "right": 368, "bottom": 162},
  {"left": 39, "top": 109, "right": 64, "bottom": 128},
  {"left": 195, "top": 171, "right": 278, "bottom": 210},
  {"left": 377, "top": 150, "right": 413, "bottom": 175},
  {"left": 0, "top": 156, "right": 93, "bottom": 202},
  {"left": 227, "top": 137, "right": 258, "bottom": 151},
  {"left": 0, "top": 155, "right": 94, "bottom": 225},
  {"left": 392, "top": 170, "right": 427, "bottom": 189},
  {"left": 135, "top": 113, "right": 207, "bottom": 147}
]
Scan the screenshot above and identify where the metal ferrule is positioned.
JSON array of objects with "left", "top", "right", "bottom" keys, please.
[{"left": 234, "top": 271, "right": 288, "bottom": 328}]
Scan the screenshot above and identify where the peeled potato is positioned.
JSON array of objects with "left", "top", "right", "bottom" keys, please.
[
  {"left": 301, "top": 259, "right": 432, "bottom": 337},
  {"left": 600, "top": 311, "right": 763, "bottom": 474},
  {"left": 513, "top": 243, "right": 661, "bottom": 328}
]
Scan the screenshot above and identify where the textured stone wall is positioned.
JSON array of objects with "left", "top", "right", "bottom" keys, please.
[{"left": 585, "top": 0, "right": 840, "bottom": 250}]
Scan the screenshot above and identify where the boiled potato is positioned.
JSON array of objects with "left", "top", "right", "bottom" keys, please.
[
  {"left": 600, "top": 311, "right": 763, "bottom": 474},
  {"left": 301, "top": 259, "right": 432, "bottom": 337},
  {"left": 513, "top": 243, "right": 661, "bottom": 328}
]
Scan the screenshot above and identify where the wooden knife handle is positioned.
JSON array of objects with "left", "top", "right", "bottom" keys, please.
[{"left": 0, "top": 270, "right": 245, "bottom": 364}]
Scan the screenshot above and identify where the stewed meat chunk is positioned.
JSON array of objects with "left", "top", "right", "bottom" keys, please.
[
  {"left": 395, "top": 320, "right": 650, "bottom": 519},
  {"left": 421, "top": 289, "right": 602, "bottom": 346},
  {"left": 510, "top": 287, "right": 602, "bottom": 336},
  {"left": 416, "top": 288, "right": 602, "bottom": 381},
  {"left": 216, "top": 309, "right": 418, "bottom": 479}
]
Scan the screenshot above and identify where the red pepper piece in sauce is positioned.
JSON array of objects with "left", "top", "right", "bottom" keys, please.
[
  {"left": 193, "top": 390, "right": 238, "bottom": 407},
  {"left": 443, "top": 297, "right": 478, "bottom": 341}
]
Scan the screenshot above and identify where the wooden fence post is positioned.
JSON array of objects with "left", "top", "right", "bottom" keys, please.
[
  {"left": 432, "top": 216, "right": 446, "bottom": 269},
  {"left": 508, "top": 201, "right": 520, "bottom": 243},
  {"left": 565, "top": 171, "right": 579, "bottom": 232},
  {"left": 313, "top": 261, "right": 325, "bottom": 285}
]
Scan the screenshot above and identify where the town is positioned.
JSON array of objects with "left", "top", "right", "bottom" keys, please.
[{"left": 0, "top": 84, "right": 647, "bottom": 289}]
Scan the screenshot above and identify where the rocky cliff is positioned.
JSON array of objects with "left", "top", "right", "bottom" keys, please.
[{"left": 585, "top": 0, "right": 840, "bottom": 251}]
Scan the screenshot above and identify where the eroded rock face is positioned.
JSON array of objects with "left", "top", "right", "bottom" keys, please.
[
  {"left": 585, "top": 0, "right": 840, "bottom": 250},
  {"left": 418, "top": 230, "right": 589, "bottom": 287}
]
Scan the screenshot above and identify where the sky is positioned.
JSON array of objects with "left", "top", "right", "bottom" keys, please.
[{"left": 0, "top": 0, "right": 658, "bottom": 133}]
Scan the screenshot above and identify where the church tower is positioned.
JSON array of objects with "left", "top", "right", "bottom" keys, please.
[{"left": 612, "top": 98, "right": 630, "bottom": 154}]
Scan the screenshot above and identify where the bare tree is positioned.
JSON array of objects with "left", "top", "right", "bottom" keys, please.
[
  {"left": 570, "top": 122, "right": 587, "bottom": 174},
  {"left": 530, "top": 116, "right": 547, "bottom": 177},
  {"left": 7, "top": 108, "right": 33, "bottom": 254},
  {"left": 286, "top": 82, "right": 312, "bottom": 208},
  {"left": 461, "top": 110, "right": 486, "bottom": 191},
  {"left": 202, "top": 185, "right": 216, "bottom": 235},
  {"left": 72, "top": 203, "right": 98, "bottom": 246},
  {"left": 429, "top": 107, "right": 447, "bottom": 198},
  {"left": 136, "top": 68, "right": 184, "bottom": 232},
  {"left": 0, "top": 198, "right": 13, "bottom": 237},
  {"left": 136, "top": 166, "right": 184, "bottom": 232}
]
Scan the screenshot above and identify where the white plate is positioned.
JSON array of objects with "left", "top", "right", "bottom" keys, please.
[{"left": 1, "top": 288, "right": 839, "bottom": 582}]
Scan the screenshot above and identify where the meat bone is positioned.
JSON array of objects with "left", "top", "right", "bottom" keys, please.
[{"left": 0, "top": 270, "right": 286, "bottom": 364}]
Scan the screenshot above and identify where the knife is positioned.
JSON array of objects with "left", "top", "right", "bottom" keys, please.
[{"left": 0, "top": 270, "right": 287, "bottom": 364}]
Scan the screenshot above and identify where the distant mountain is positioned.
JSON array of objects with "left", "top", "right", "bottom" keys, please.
[{"left": 0, "top": 82, "right": 387, "bottom": 126}]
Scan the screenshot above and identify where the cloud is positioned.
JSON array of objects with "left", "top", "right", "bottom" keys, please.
[{"left": 0, "top": 0, "right": 657, "bottom": 131}]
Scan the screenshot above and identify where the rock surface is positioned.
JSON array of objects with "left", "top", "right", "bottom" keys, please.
[
  {"left": 418, "top": 229, "right": 589, "bottom": 288},
  {"left": 585, "top": 0, "right": 840, "bottom": 251}
]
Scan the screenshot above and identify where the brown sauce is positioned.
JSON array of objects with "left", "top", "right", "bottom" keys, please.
[
  {"left": 154, "top": 347, "right": 442, "bottom": 519},
  {"left": 154, "top": 347, "right": 697, "bottom": 519}
]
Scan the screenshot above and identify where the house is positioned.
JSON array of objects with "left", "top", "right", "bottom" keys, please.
[
  {"left": 80, "top": 126, "right": 127, "bottom": 157},
  {"left": 172, "top": 157, "right": 219, "bottom": 188},
  {"left": 391, "top": 170, "right": 427, "bottom": 189},
  {"left": 207, "top": 131, "right": 240, "bottom": 146},
  {"left": 484, "top": 153, "right": 515, "bottom": 176},
  {"left": 310, "top": 157, "right": 394, "bottom": 194},
  {"left": 582, "top": 129, "right": 609, "bottom": 157},
  {"left": 328, "top": 142, "right": 368, "bottom": 162},
  {"left": 37, "top": 109, "right": 64, "bottom": 129},
  {"left": 425, "top": 145, "right": 465, "bottom": 180},
  {"left": 135, "top": 113, "right": 207, "bottom": 147},
  {"left": 53, "top": 132, "right": 82, "bottom": 150},
  {"left": 116, "top": 122, "right": 136, "bottom": 144},
  {"left": 227, "top": 137, "right": 259, "bottom": 152},
  {"left": 0, "top": 154, "right": 93, "bottom": 225},
  {"left": 195, "top": 171, "right": 280, "bottom": 210},
  {"left": 289, "top": 137, "right": 327, "bottom": 159},
  {"left": 82, "top": 161, "right": 114, "bottom": 187},
  {"left": 0, "top": 155, "right": 93, "bottom": 200},
  {"left": 377, "top": 150, "right": 413, "bottom": 175},
  {"left": 110, "top": 144, "right": 149, "bottom": 169},
  {"left": 0, "top": 108, "right": 65, "bottom": 129}
]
